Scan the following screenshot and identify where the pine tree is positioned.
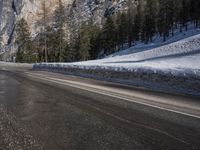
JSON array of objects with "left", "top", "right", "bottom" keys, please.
[
  {"left": 60, "top": 43, "right": 70, "bottom": 62},
  {"left": 45, "top": 26, "right": 55, "bottom": 62},
  {"left": 69, "top": 31, "right": 79, "bottom": 62},
  {"left": 115, "top": 12, "right": 122, "bottom": 50},
  {"left": 173, "top": 0, "right": 182, "bottom": 29},
  {"left": 34, "top": 29, "right": 45, "bottom": 62},
  {"left": 127, "top": 0, "right": 135, "bottom": 47},
  {"left": 133, "top": 13, "right": 142, "bottom": 42},
  {"left": 77, "top": 25, "right": 91, "bottom": 61},
  {"left": 142, "top": 0, "right": 157, "bottom": 43},
  {"left": 0, "top": 37, "right": 2, "bottom": 50},
  {"left": 101, "top": 17, "right": 116, "bottom": 55},
  {"left": 77, "top": 24, "right": 101, "bottom": 61},
  {"left": 15, "top": 18, "right": 36, "bottom": 63},
  {"left": 157, "top": 0, "right": 172, "bottom": 41},
  {"left": 132, "top": 1, "right": 143, "bottom": 42},
  {"left": 179, "top": 0, "right": 190, "bottom": 32},
  {"left": 41, "top": 1, "right": 48, "bottom": 62},
  {"left": 188, "top": 0, "right": 200, "bottom": 27},
  {"left": 120, "top": 13, "right": 128, "bottom": 48},
  {"left": 115, "top": 13, "right": 128, "bottom": 49},
  {"left": 53, "top": 0, "right": 67, "bottom": 62},
  {"left": 195, "top": 1, "right": 200, "bottom": 27},
  {"left": 89, "top": 26, "right": 101, "bottom": 59}
]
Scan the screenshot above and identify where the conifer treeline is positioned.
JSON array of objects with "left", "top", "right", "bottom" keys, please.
[
  {"left": 98, "top": 0, "right": 200, "bottom": 56},
  {"left": 15, "top": 0, "right": 200, "bottom": 63}
]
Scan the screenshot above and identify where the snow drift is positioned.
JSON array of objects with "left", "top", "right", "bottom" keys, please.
[
  {"left": 35, "top": 34, "right": 200, "bottom": 76},
  {"left": 33, "top": 33, "right": 200, "bottom": 96}
]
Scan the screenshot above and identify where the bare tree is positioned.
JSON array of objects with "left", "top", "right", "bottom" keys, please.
[{"left": 42, "top": 1, "right": 48, "bottom": 62}]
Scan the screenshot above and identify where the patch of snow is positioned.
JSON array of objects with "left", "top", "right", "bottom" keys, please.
[{"left": 0, "top": 62, "right": 33, "bottom": 68}]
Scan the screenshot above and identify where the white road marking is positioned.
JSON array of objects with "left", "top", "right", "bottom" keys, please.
[{"left": 26, "top": 72, "right": 200, "bottom": 119}]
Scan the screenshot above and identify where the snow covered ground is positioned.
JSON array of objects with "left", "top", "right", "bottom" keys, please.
[
  {"left": 35, "top": 33, "right": 200, "bottom": 78},
  {"left": 33, "top": 28, "right": 200, "bottom": 96},
  {"left": 109, "top": 23, "right": 200, "bottom": 56},
  {"left": 110, "top": 23, "right": 200, "bottom": 56},
  {"left": 0, "top": 62, "right": 33, "bottom": 70}
]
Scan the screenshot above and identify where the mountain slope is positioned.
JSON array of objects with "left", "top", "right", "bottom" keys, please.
[
  {"left": 0, "top": 0, "right": 133, "bottom": 59},
  {"left": 33, "top": 33, "right": 200, "bottom": 96},
  {"left": 37, "top": 31, "right": 200, "bottom": 77}
]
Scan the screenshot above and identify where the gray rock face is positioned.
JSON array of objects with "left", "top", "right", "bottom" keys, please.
[
  {"left": 0, "top": 0, "right": 17, "bottom": 45},
  {"left": 67, "top": 0, "right": 131, "bottom": 30},
  {"left": 0, "top": 0, "right": 136, "bottom": 60},
  {"left": 0, "top": 0, "right": 23, "bottom": 60}
]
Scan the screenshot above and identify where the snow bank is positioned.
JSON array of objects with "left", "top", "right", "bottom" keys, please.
[
  {"left": 77, "top": 34, "right": 200, "bottom": 63},
  {"left": 34, "top": 34, "right": 200, "bottom": 77},
  {"left": 33, "top": 32, "right": 200, "bottom": 96},
  {"left": 0, "top": 62, "right": 33, "bottom": 69}
]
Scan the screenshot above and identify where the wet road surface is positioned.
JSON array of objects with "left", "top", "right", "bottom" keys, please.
[{"left": 0, "top": 67, "right": 200, "bottom": 150}]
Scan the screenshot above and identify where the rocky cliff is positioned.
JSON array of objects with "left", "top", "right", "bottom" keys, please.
[
  {"left": 0, "top": 0, "right": 137, "bottom": 60},
  {"left": 0, "top": 0, "right": 72, "bottom": 56}
]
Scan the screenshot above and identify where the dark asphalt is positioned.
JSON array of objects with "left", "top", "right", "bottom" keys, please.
[{"left": 0, "top": 68, "right": 200, "bottom": 150}]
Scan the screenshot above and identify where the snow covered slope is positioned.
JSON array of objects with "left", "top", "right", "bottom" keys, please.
[
  {"left": 34, "top": 33, "right": 200, "bottom": 96},
  {"left": 85, "top": 34, "right": 200, "bottom": 63},
  {"left": 110, "top": 23, "right": 200, "bottom": 57},
  {"left": 36, "top": 33, "right": 200, "bottom": 77}
]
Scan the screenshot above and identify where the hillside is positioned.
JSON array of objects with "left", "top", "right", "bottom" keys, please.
[
  {"left": 0, "top": 0, "right": 132, "bottom": 60},
  {"left": 34, "top": 32, "right": 200, "bottom": 96},
  {"left": 36, "top": 29, "right": 200, "bottom": 76},
  {"left": 1, "top": 0, "right": 199, "bottom": 64},
  {"left": 76, "top": 35, "right": 200, "bottom": 75}
]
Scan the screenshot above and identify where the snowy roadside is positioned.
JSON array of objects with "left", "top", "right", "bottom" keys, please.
[
  {"left": 33, "top": 34, "right": 200, "bottom": 97},
  {"left": 0, "top": 62, "right": 33, "bottom": 70}
]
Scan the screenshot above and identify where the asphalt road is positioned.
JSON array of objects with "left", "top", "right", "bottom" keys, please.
[{"left": 0, "top": 65, "right": 200, "bottom": 150}]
